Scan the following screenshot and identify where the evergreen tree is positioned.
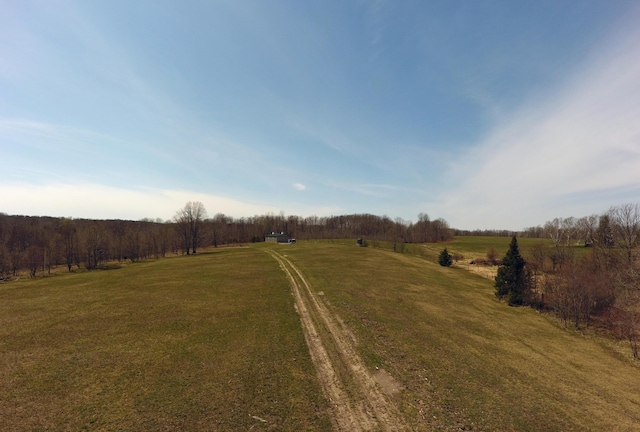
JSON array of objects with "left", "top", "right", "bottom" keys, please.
[
  {"left": 438, "top": 248, "right": 453, "bottom": 267},
  {"left": 495, "top": 236, "right": 530, "bottom": 305}
]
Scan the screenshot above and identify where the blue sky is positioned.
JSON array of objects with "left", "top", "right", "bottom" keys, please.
[{"left": 2, "top": 0, "right": 640, "bottom": 230}]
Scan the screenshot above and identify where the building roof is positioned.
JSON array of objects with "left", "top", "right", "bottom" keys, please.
[{"left": 266, "top": 232, "right": 288, "bottom": 237}]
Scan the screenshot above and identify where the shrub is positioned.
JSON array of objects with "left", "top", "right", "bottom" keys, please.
[{"left": 438, "top": 248, "right": 453, "bottom": 267}]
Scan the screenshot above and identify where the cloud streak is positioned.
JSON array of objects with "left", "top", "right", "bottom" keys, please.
[
  {"left": 0, "top": 183, "right": 277, "bottom": 220},
  {"left": 437, "top": 19, "right": 640, "bottom": 230},
  {"left": 0, "top": 182, "right": 347, "bottom": 221}
]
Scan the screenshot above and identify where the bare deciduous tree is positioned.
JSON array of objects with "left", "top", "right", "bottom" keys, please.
[
  {"left": 577, "top": 214, "right": 599, "bottom": 246},
  {"left": 486, "top": 248, "right": 498, "bottom": 265},
  {"left": 544, "top": 218, "right": 563, "bottom": 248},
  {"left": 83, "top": 221, "right": 106, "bottom": 270},
  {"left": 56, "top": 218, "right": 77, "bottom": 272},
  {"left": 545, "top": 255, "right": 613, "bottom": 329},
  {"left": 610, "top": 264, "right": 640, "bottom": 359},
  {"left": 610, "top": 203, "right": 640, "bottom": 265},
  {"left": 173, "top": 201, "right": 207, "bottom": 255}
]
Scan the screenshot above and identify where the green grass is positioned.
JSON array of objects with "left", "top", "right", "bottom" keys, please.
[
  {"left": 448, "top": 236, "right": 550, "bottom": 258},
  {"left": 0, "top": 247, "right": 331, "bottom": 431},
  {"left": 3, "top": 241, "right": 639, "bottom": 431},
  {"left": 447, "top": 235, "right": 591, "bottom": 262}
]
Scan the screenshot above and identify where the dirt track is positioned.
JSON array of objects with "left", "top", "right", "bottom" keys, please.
[{"left": 267, "top": 250, "right": 407, "bottom": 431}]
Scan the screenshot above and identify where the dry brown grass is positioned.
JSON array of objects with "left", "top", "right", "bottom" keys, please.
[
  {"left": 456, "top": 260, "right": 499, "bottom": 280},
  {"left": 277, "top": 240, "right": 640, "bottom": 431},
  {"left": 0, "top": 247, "right": 331, "bottom": 431},
  {"left": 4, "top": 241, "right": 640, "bottom": 431}
]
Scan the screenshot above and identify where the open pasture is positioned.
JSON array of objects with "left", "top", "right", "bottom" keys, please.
[
  {"left": 0, "top": 248, "right": 330, "bottom": 431},
  {"left": 447, "top": 236, "right": 550, "bottom": 259},
  {"left": 447, "top": 235, "right": 591, "bottom": 263},
  {"left": 1, "top": 240, "right": 639, "bottom": 431}
]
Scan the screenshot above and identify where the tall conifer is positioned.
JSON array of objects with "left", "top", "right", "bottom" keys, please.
[{"left": 495, "top": 236, "right": 529, "bottom": 305}]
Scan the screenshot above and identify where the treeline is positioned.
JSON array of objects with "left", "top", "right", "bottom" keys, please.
[
  {"left": 455, "top": 229, "right": 517, "bottom": 237},
  {"left": 520, "top": 213, "right": 621, "bottom": 244},
  {"left": 0, "top": 208, "right": 453, "bottom": 278},
  {"left": 456, "top": 211, "right": 631, "bottom": 242},
  {"left": 500, "top": 203, "right": 640, "bottom": 358}
]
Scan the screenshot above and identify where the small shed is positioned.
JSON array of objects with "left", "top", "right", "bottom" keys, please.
[{"left": 265, "top": 232, "right": 291, "bottom": 243}]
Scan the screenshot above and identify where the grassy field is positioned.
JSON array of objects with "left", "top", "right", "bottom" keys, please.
[
  {"left": 0, "top": 248, "right": 331, "bottom": 431},
  {"left": 263, "top": 240, "right": 640, "bottom": 431},
  {"left": 447, "top": 235, "right": 549, "bottom": 257},
  {"left": 2, "top": 240, "right": 639, "bottom": 431},
  {"left": 445, "top": 235, "right": 590, "bottom": 263}
]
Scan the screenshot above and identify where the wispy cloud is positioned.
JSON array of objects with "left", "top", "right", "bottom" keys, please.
[
  {"left": 0, "top": 182, "right": 280, "bottom": 220},
  {"left": 367, "top": 0, "right": 386, "bottom": 47},
  {"left": 293, "top": 182, "right": 306, "bottom": 191},
  {"left": 288, "top": 116, "right": 356, "bottom": 155},
  {"left": 0, "top": 117, "right": 122, "bottom": 147},
  {"left": 325, "top": 181, "right": 396, "bottom": 197},
  {"left": 0, "top": 181, "right": 347, "bottom": 220},
  {"left": 436, "top": 19, "right": 640, "bottom": 230}
]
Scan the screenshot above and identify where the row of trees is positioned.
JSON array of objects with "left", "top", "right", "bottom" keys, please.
[
  {"left": 521, "top": 203, "right": 639, "bottom": 251},
  {"left": 494, "top": 203, "right": 640, "bottom": 358},
  {"left": 0, "top": 204, "right": 454, "bottom": 278},
  {"left": 458, "top": 203, "right": 639, "bottom": 247},
  {"left": 0, "top": 216, "right": 176, "bottom": 278}
]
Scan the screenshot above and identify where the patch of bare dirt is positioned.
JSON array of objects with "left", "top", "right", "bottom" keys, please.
[
  {"left": 374, "top": 368, "right": 404, "bottom": 396},
  {"left": 456, "top": 261, "right": 498, "bottom": 280}
]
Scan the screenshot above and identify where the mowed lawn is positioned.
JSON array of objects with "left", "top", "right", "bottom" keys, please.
[
  {"left": 0, "top": 247, "right": 331, "bottom": 431},
  {"left": 277, "top": 240, "right": 640, "bottom": 431}
]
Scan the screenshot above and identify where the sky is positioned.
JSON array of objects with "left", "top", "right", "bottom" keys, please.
[{"left": 2, "top": 0, "right": 640, "bottom": 231}]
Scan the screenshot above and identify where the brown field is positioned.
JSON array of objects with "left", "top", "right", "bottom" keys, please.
[{"left": 1, "top": 240, "right": 639, "bottom": 431}]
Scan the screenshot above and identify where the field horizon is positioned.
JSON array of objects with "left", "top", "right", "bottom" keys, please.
[{"left": 1, "top": 239, "right": 639, "bottom": 431}]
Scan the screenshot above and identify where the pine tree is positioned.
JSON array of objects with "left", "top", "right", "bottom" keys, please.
[
  {"left": 495, "top": 236, "right": 530, "bottom": 305},
  {"left": 438, "top": 248, "right": 453, "bottom": 267}
]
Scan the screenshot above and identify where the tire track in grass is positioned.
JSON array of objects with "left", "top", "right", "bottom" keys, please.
[
  {"left": 267, "top": 250, "right": 371, "bottom": 431},
  {"left": 267, "top": 249, "right": 407, "bottom": 431}
]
